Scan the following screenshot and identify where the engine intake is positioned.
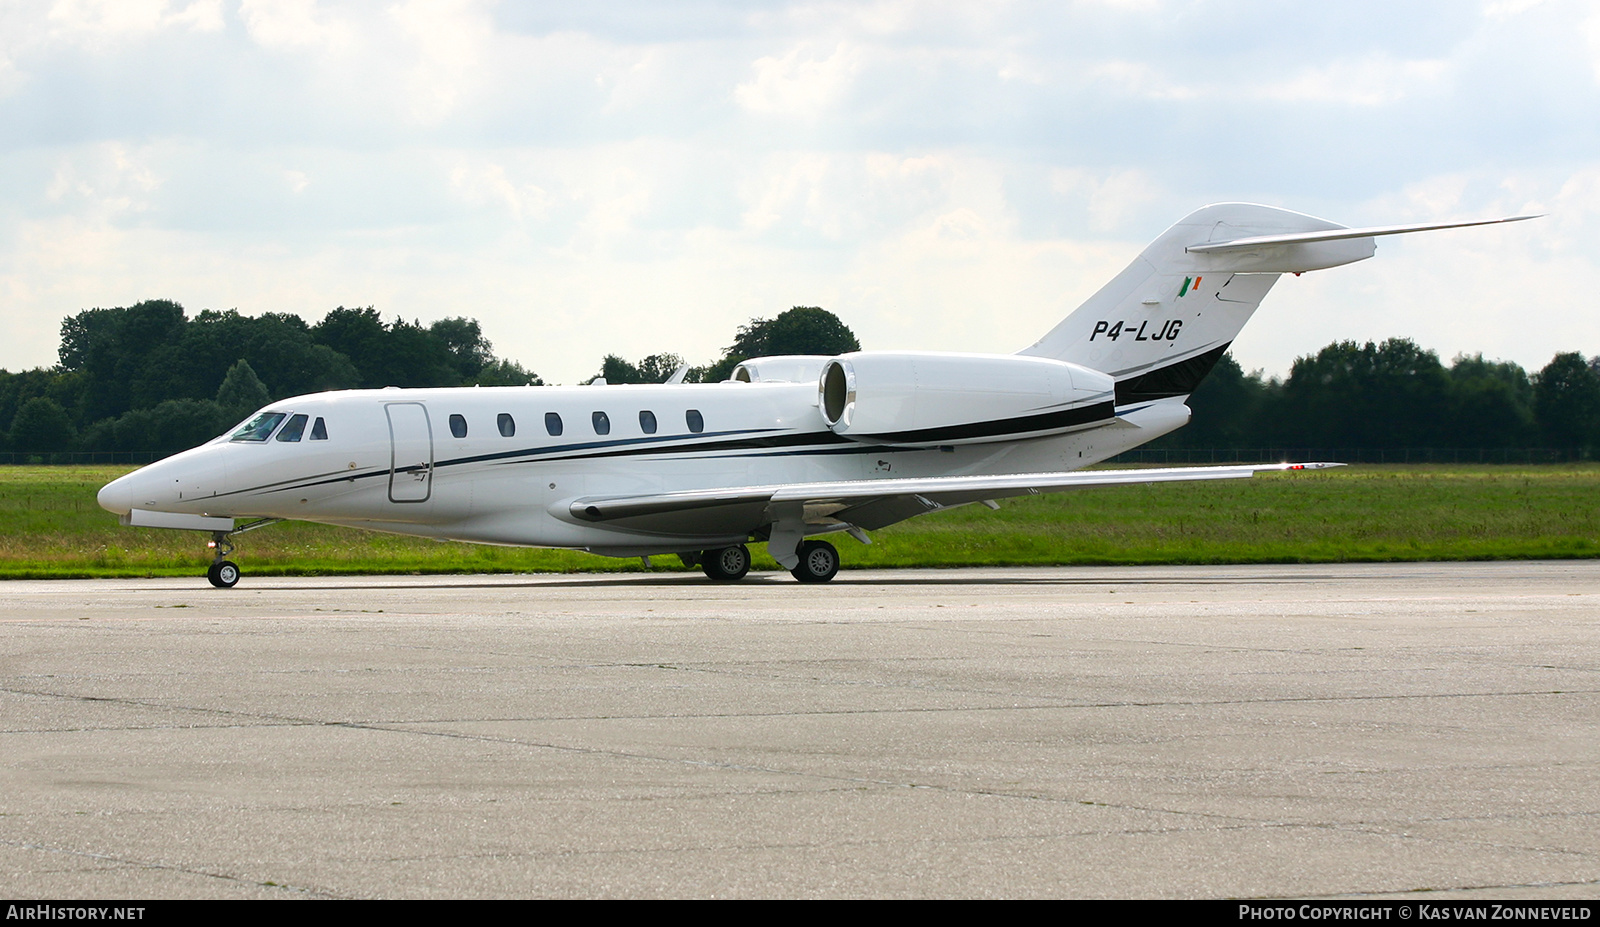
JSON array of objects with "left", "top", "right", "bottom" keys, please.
[{"left": 732, "top": 355, "right": 832, "bottom": 383}]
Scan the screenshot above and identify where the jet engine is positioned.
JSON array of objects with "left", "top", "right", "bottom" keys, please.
[
  {"left": 817, "top": 352, "right": 1116, "bottom": 446},
  {"left": 731, "top": 355, "right": 832, "bottom": 383}
]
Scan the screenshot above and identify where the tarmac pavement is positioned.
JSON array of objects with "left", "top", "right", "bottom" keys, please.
[{"left": 2, "top": 562, "right": 1597, "bottom": 898}]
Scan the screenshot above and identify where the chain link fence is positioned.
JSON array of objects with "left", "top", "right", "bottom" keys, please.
[{"left": 0, "top": 451, "right": 167, "bottom": 465}]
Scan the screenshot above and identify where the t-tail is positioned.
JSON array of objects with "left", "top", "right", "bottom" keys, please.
[{"left": 1019, "top": 203, "right": 1536, "bottom": 407}]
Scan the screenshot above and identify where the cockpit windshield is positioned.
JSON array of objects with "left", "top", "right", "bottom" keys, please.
[{"left": 229, "top": 411, "right": 287, "bottom": 443}]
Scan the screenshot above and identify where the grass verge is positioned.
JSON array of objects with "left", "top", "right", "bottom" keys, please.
[{"left": 3, "top": 464, "right": 1598, "bottom": 579}]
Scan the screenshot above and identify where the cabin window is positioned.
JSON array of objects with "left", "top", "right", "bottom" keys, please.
[
  {"left": 592, "top": 411, "right": 610, "bottom": 435},
  {"left": 229, "top": 411, "right": 286, "bottom": 443},
  {"left": 545, "top": 412, "right": 563, "bottom": 436},
  {"left": 449, "top": 414, "right": 468, "bottom": 438},
  {"left": 686, "top": 409, "right": 704, "bottom": 433},
  {"left": 310, "top": 417, "right": 328, "bottom": 441},
  {"left": 639, "top": 410, "right": 657, "bottom": 434},
  {"left": 498, "top": 413, "right": 515, "bottom": 437},
  {"left": 275, "top": 414, "right": 309, "bottom": 443}
]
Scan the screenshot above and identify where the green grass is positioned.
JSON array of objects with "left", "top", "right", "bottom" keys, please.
[{"left": 3, "top": 464, "right": 1599, "bottom": 579}]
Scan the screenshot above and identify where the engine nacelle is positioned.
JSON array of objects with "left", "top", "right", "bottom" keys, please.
[
  {"left": 731, "top": 355, "right": 832, "bottom": 383},
  {"left": 817, "top": 352, "right": 1116, "bottom": 445}
]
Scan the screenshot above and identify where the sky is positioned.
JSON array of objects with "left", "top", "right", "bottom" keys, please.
[{"left": 1, "top": 0, "right": 1596, "bottom": 386}]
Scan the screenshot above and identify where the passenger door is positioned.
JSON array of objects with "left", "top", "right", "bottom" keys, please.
[{"left": 386, "top": 402, "right": 433, "bottom": 503}]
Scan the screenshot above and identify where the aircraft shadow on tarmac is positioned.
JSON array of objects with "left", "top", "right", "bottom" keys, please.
[{"left": 222, "top": 571, "right": 1337, "bottom": 592}]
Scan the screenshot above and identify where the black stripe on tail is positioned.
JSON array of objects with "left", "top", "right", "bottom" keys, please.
[{"left": 1114, "top": 343, "right": 1231, "bottom": 405}]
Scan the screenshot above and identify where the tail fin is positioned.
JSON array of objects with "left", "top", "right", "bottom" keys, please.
[{"left": 1019, "top": 203, "right": 1535, "bottom": 406}]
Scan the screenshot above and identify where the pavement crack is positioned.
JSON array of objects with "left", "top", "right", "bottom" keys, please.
[{"left": 0, "top": 837, "right": 343, "bottom": 898}]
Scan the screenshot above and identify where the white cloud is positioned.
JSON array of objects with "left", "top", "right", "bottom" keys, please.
[
  {"left": 1483, "top": 0, "right": 1550, "bottom": 19},
  {"left": 1082, "top": 53, "right": 1452, "bottom": 107},
  {"left": 1585, "top": 8, "right": 1600, "bottom": 84},
  {"left": 1051, "top": 168, "right": 1164, "bottom": 232},
  {"left": 43, "top": 143, "right": 164, "bottom": 220},
  {"left": 1259, "top": 55, "right": 1451, "bottom": 106},
  {"left": 237, "top": 0, "right": 356, "bottom": 52},
  {"left": 387, "top": 0, "right": 496, "bottom": 124},
  {"left": 1085, "top": 60, "right": 1200, "bottom": 102},
  {"left": 734, "top": 42, "right": 862, "bottom": 116},
  {"left": 740, "top": 153, "right": 832, "bottom": 232},
  {"left": 0, "top": 53, "right": 20, "bottom": 101},
  {"left": 47, "top": 0, "right": 222, "bottom": 42}
]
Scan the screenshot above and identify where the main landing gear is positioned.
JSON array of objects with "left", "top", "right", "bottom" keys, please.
[
  {"left": 789, "top": 540, "right": 839, "bottom": 584},
  {"left": 699, "top": 544, "right": 751, "bottom": 582},
  {"left": 688, "top": 539, "right": 842, "bottom": 583}
]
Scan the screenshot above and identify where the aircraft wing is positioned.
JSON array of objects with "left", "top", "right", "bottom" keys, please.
[{"left": 567, "top": 462, "right": 1344, "bottom": 537}]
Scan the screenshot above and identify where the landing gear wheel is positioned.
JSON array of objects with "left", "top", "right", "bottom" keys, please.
[
  {"left": 790, "top": 540, "right": 839, "bottom": 583},
  {"left": 207, "top": 560, "right": 241, "bottom": 589},
  {"left": 701, "top": 545, "right": 751, "bottom": 582}
]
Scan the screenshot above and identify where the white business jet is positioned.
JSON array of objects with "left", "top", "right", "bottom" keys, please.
[{"left": 97, "top": 204, "right": 1533, "bottom": 587}]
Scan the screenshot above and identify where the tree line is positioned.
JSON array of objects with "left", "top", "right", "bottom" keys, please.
[
  {"left": 586, "top": 304, "right": 861, "bottom": 386},
  {"left": 3, "top": 298, "right": 1598, "bottom": 458},
  {"left": 1164, "top": 339, "right": 1600, "bottom": 456},
  {"left": 0, "top": 300, "right": 859, "bottom": 457}
]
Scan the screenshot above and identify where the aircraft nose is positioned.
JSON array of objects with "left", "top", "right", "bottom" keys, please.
[
  {"left": 97, "top": 471, "right": 141, "bottom": 516},
  {"left": 97, "top": 467, "right": 165, "bottom": 515}
]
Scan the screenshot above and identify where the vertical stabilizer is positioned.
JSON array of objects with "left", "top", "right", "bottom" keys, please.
[{"left": 1020, "top": 203, "right": 1367, "bottom": 405}]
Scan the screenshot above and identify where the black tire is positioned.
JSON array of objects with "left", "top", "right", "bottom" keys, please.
[
  {"left": 701, "top": 545, "right": 750, "bottom": 582},
  {"left": 207, "top": 560, "right": 241, "bottom": 589},
  {"left": 789, "top": 540, "right": 839, "bottom": 583}
]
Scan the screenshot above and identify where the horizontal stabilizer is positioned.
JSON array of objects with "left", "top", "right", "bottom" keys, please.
[{"left": 1187, "top": 215, "right": 1539, "bottom": 254}]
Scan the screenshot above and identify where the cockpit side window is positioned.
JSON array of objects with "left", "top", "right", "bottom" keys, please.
[
  {"left": 230, "top": 411, "right": 287, "bottom": 443},
  {"left": 275, "top": 414, "right": 309, "bottom": 443},
  {"left": 310, "top": 417, "right": 328, "bottom": 441}
]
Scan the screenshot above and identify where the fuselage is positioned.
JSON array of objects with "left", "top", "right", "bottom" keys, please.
[{"left": 96, "top": 377, "right": 1182, "bottom": 556}]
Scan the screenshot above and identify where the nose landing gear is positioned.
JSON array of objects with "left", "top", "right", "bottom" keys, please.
[
  {"left": 206, "top": 532, "right": 240, "bottom": 588},
  {"left": 201, "top": 519, "right": 282, "bottom": 588}
]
